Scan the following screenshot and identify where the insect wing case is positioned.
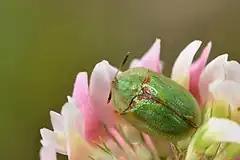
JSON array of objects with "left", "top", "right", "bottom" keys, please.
[{"left": 112, "top": 67, "right": 201, "bottom": 141}]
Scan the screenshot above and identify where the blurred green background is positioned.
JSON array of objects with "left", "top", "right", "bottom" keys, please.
[{"left": 1, "top": 0, "right": 240, "bottom": 159}]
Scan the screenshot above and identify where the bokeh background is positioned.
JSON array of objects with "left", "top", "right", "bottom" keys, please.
[{"left": 1, "top": 0, "right": 240, "bottom": 159}]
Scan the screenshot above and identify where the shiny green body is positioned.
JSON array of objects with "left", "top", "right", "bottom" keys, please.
[{"left": 111, "top": 67, "right": 201, "bottom": 141}]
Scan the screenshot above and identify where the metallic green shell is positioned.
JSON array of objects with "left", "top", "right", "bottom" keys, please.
[{"left": 111, "top": 67, "right": 201, "bottom": 141}]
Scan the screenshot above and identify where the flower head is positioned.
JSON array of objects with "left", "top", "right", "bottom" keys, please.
[
  {"left": 40, "top": 39, "right": 240, "bottom": 160},
  {"left": 40, "top": 98, "right": 98, "bottom": 160}
]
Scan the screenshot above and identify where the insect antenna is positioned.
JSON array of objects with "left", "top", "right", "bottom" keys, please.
[
  {"left": 107, "top": 52, "right": 131, "bottom": 104},
  {"left": 113, "top": 52, "right": 131, "bottom": 80}
]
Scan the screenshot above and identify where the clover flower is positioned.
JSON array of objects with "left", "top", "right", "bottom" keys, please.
[{"left": 40, "top": 39, "right": 240, "bottom": 160}]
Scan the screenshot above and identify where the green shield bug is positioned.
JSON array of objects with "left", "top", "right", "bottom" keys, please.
[{"left": 108, "top": 54, "right": 201, "bottom": 142}]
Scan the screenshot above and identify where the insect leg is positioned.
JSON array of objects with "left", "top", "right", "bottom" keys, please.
[
  {"left": 107, "top": 91, "right": 112, "bottom": 104},
  {"left": 120, "top": 94, "right": 139, "bottom": 114}
]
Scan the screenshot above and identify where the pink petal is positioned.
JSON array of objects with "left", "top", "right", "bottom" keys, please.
[
  {"left": 72, "top": 72, "right": 107, "bottom": 142},
  {"left": 72, "top": 72, "right": 89, "bottom": 103},
  {"left": 142, "top": 133, "right": 158, "bottom": 158},
  {"left": 189, "top": 42, "right": 212, "bottom": 107},
  {"left": 132, "top": 39, "right": 161, "bottom": 72},
  {"left": 108, "top": 127, "right": 133, "bottom": 156},
  {"left": 89, "top": 60, "right": 118, "bottom": 125}
]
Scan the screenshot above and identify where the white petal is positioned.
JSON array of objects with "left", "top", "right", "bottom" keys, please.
[
  {"left": 199, "top": 54, "right": 228, "bottom": 103},
  {"left": 40, "top": 145, "right": 57, "bottom": 160},
  {"left": 61, "top": 101, "right": 83, "bottom": 135},
  {"left": 224, "top": 60, "right": 240, "bottom": 83},
  {"left": 50, "top": 111, "right": 64, "bottom": 133},
  {"left": 40, "top": 128, "right": 56, "bottom": 146},
  {"left": 171, "top": 40, "right": 202, "bottom": 86},
  {"left": 159, "top": 60, "right": 164, "bottom": 73},
  {"left": 204, "top": 118, "right": 240, "bottom": 143},
  {"left": 209, "top": 80, "right": 240, "bottom": 123},
  {"left": 40, "top": 128, "right": 67, "bottom": 155},
  {"left": 61, "top": 101, "right": 81, "bottom": 122},
  {"left": 210, "top": 80, "right": 240, "bottom": 107},
  {"left": 208, "top": 79, "right": 223, "bottom": 94},
  {"left": 67, "top": 96, "right": 76, "bottom": 104},
  {"left": 89, "top": 60, "right": 118, "bottom": 124},
  {"left": 186, "top": 118, "right": 240, "bottom": 160},
  {"left": 129, "top": 59, "right": 140, "bottom": 68}
]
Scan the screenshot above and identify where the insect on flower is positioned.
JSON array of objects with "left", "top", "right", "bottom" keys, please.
[{"left": 108, "top": 53, "right": 201, "bottom": 142}]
